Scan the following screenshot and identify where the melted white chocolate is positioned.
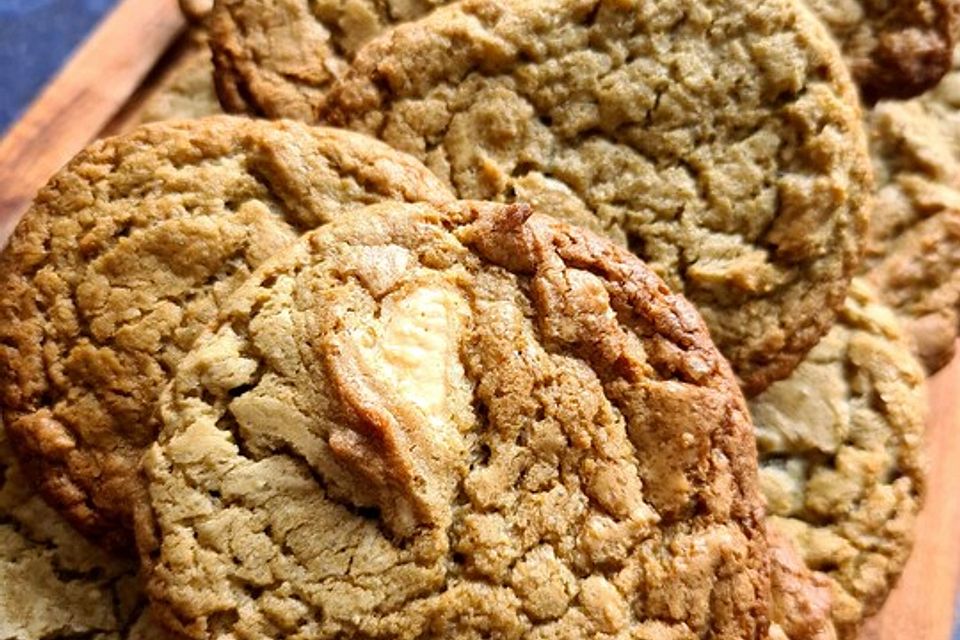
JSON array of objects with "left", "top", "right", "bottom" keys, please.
[{"left": 353, "top": 282, "right": 470, "bottom": 421}]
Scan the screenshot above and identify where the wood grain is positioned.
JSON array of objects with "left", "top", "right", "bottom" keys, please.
[
  {"left": 860, "top": 348, "right": 960, "bottom": 640},
  {"left": 0, "top": 0, "right": 185, "bottom": 248}
]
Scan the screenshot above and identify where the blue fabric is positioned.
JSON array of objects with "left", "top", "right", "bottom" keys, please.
[
  {"left": 0, "top": 0, "right": 117, "bottom": 135},
  {"left": 955, "top": 590, "right": 960, "bottom": 640}
]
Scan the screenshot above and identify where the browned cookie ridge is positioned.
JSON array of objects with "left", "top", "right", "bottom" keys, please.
[
  {"left": 140, "top": 200, "right": 770, "bottom": 639},
  {"left": 316, "top": 0, "right": 871, "bottom": 394},
  {"left": 766, "top": 529, "right": 837, "bottom": 640},
  {"left": 0, "top": 116, "right": 453, "bottom": 549},
  {"left": 805, "top": 0, "right": 960, "bottom": 103}
]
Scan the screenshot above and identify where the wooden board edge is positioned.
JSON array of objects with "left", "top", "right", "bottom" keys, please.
[{"left": 0, "top": 0, "right": 186, "bottom": 249}]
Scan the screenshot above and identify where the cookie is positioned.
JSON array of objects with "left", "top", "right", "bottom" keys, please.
[
  {"left": 139, "top": 199, "right": 770, "bottom": 639},
  {"left": 208, "top": 0, "right": 451, "bottom": 118},
  {"left": 0, "top": 425, "right": 172, "bottom": 639},
  {"left": 750, "top": 279, "right": 926, "bottom": 638},
  {"left": 315, "top": 0, "right": 871, "bottom": 394},
  {"left": 208, "top": 0, "right": 957, "bottom": 112},
  {"left": 134, "top": 35, "right": 221, "bottom": 126},
  {"left": 766, "top": 529, "right": 837, "bottom": 640},
  {"left": 864, "top": 47, "right": 960, "bottom": 372},
  {"left": 804, "top": 0, "right": 960, "bottom": 103},
  {"left": 0, "top": 116, "right": 452, "bottom": 549},
  {"left": 207, "top": 0, "right": 872, "bottom": 393}
]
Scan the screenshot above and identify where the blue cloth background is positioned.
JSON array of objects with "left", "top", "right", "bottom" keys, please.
[
  {"left": 0, "top": 1, "right": 959, "bottom": 637},
  {"left": 0, "top": 0, "right": 117, "bottom": 135}
]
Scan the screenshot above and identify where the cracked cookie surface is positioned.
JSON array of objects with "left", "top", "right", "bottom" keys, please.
[
  {"left": 750, "top": 279, "right": 926, "bottom": 639},
  {"left": 804, "top": 0, "right": 960, "bottom": 102},
  {"left": 0, "top": 426, "right": 172, "bottom": 640},
  {"left": 140, "top": 200, "right": 770, "bottom": 639},
  {"left": 0, "top": 115, "right": 452, "bottom": 549},
  {"left": 210, "top": 0, "right": 956, "bottom": 113},
  {"left": 864, "top": 46, "right": 960, "bottom": 372},
  {"left": 208, "top": 0, "right": 452, "bottom": 118},
  {"left": 317, "top": 0, "right": 871, "bottom": 394}
]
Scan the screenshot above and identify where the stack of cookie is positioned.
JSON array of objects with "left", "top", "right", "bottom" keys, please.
[{"left": 0, "top": 0, "right": 956, "bottom": 637}]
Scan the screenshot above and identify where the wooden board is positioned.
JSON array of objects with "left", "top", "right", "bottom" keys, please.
[
  {"left": 0, "top": 0, "right": 185, "bottom": 247},
  {"left": 0, "top": 1, "right": 957, "bottom": 638}
]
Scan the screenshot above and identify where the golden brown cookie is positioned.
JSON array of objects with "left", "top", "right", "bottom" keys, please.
[
  {"left": 804, "top": 0, "right": 960, "bottom": 103},
  {"left": 206, "top": 0, "right": 873, "bottom": 393},
  {"left": 0, "top": 425, "right": 173, "bottom": 639},
  {"left": 751, "top": 279, "right": 927, "bottom": 639},
  {"left": 134, "top": 35, "right": 221, "bottom": 126},
  {"left": 208, "top": 0, "right": 874, "bottom": 394},
  {"left": 864, "top": 47, "right": 960, "bottom": 372},
  {"left": 209, "top": 0, "right": 958, "bottom": 111},
  {"left": 139, "top": 199, "right": 770, "bottom": 639},
  {"left": 208, "top": 0, "right": 454, "bottom": 118},
  {"left": 766, "top": 529, "right": 837, "bottom": 640},
  {"left": 0, "top": 116, "right": 452, "bottom": 550},
  {"left": 316, "top": 0, "right": 871, "bottom": 395}
]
